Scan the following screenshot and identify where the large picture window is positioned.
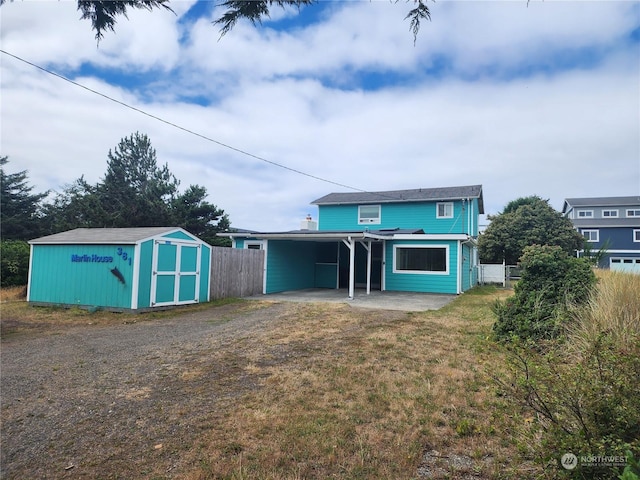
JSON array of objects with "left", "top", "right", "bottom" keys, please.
[
  {"left": 358, "top": 205, "right": 381, "bottom": 224},
  {"left": 393, "top": 245, "right": 448, "bottom": 274}
]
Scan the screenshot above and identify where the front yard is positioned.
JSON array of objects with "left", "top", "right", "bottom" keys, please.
[{"left": 1, "top": 286, "right": 535, "bottom": 479}]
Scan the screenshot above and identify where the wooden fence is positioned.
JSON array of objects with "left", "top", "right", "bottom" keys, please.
[{"left": 210, "top": 247, "right": 265, "bottom": 300}]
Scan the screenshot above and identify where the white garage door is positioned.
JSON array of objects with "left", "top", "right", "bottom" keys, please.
[{"left": 610, "top": 257, "right": 640, "bottom": 274}]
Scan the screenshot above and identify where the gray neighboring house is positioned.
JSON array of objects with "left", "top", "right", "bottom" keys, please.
[{"left": 562, "top": 196, "right": 640, "bottom": 273}]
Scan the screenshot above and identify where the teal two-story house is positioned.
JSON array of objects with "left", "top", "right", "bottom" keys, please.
[{"left": 221, "top": 185, "right": 484, "bottom": 298}]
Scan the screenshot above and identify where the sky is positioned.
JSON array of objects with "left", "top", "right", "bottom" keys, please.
[{"left": 1, "top": 0, "right": 639, "bottom": 233}]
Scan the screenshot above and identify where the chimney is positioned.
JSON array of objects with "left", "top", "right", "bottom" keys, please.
[{"left": 300, "top": 214, "right": 318, "bottom": 230}]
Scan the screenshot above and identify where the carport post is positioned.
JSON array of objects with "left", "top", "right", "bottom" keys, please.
[
  {"left": 359, "top": 240, "right": 372, "bottom": 295},
  {"left": 342, "top": 237, "right": 355, "bottom": 299}
]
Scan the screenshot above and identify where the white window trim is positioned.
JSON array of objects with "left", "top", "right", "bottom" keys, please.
[
  {"left": 577, "top": 210, "right": 594, "bottom": 218},
  {"left": 627, "top": 209, "right": 640, "bottom": 217},
  {"left": 582, "top": 229, "right": 599, "bottom": 243},
  {"left": 392, "top": 244, "right": 449, "bottom": 275},
  {"left": 436, "top": 202, "right": 454, "bottom": 219},
  {"left": 244, "top": 241, "right": 264, "bottom": 250},
  {"left": 602, "top": 209, "right": 619, "bottom": 218},
  {"left": 358, "top": 205, "right": 381, "bottom": 225},
  {"left": 634, "top": 230, "right": 640, "bottom": 243}
]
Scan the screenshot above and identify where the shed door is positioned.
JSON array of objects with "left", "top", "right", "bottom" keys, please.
[{"left": 151, "top": 240, "right": 201, "bottom": 307}]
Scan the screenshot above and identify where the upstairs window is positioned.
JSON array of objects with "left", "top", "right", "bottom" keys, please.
[
  {"left": 603, "top": 210, "right": 618, "bottom": 218},
  {"left": 582, "top": 229, "right": 599, "bottom": 242},
  {"left": 627, "top": 209, "right": 640, "bottom": 217},
  {"left": 358, "top": 205, "right": 381, "bottom": 224},
  {"left": 577, "top": 210, "right": 594, "bottom": 218},
  {"left": 634, "top": 230, "right": 640, "bottom": 243},
  {"left": 437, "top": 202, "right": 454, "bottom": 219}
]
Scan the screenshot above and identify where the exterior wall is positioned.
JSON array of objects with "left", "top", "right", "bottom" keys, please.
[
  {"left": 384, "top": 240, "right": 459, "bottom": 294},
  {"left": 318, "top": 200, "right": 478, "bottom": 235},
  {"left": 578, "top": 226, "right": 639, "bottom": 251},
  {"left": 29, "top": 244, "right": 134, "bottom": 309},
  {"left": 569, "top": 205, "right": 640, "bottom": 219},
  {"left": 265, "top": 240, "right": 317, "bottom": 293}
]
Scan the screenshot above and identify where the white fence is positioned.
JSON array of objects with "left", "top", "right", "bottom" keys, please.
[{"left": 478, "top": 262, "right": 506, "bottom": 287}]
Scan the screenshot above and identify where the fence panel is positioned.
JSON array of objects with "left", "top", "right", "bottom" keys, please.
[
  {"left": 210, "top": 247, "right": 265, "bottom": 300},
  {"left": 478, "top": 263, "right": 506, "bottom": 287}
]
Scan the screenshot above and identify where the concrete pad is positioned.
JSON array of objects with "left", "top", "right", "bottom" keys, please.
[{"left": 244, "top": 288, "right": 456, "bottom": 312}]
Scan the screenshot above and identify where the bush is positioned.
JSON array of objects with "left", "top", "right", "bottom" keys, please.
[
  {"left": 496, "top": 271, "right": 640, "bottom": 479},
  {"left": 0, "top": 240, "right": 30, "bottom": 287},
  {"left": 493, "top": 245, "right": 596, "bottom": 342}
]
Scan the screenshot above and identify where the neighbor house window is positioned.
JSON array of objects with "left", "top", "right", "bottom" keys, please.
[
  {"left": 577, "top": 210, "right": 594, "bottom": 218},
  {"left": 393, "top": 245, "right": 448, "bottom": 274},
  {"left": 358, "top": 205, "right": 381, "bottom": 224},
  {"left": 627, "top": 209, "right": 640, "bottom": 217},
  {"left": 602, "top": 209, "right": 618, "bottom": 217},
  {"left": 244, "top": 241, "right": 263, "bottom": 250},
  {"left": 582, "top": 229, "right": 599, "bottom": 242},
  {"left": 436, "top": 202, "right": 454, "bottom": 219},
  {"left": 634, "top": 230, "right": 640, "bottom": 243}
]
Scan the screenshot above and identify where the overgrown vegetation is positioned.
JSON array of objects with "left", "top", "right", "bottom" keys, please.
[
  {"left": 492, "top": 244, "right": 596, "bottom": 342},
  {"left": 0, "top": 240, "right": 30, "bottom": 287},
  {"left": 496, "top": 271, "right": 640, "bottom": 479}
]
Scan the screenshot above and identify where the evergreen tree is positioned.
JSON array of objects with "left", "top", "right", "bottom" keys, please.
[
  {"left": 100, "top": 132, "right": 179, "bottom": 227},
  {"left": 0, "top": 156, "right": 48, "bottom": 240},
  {"left": 478, "top": 196, "right": 584, "bottom": 264},
  {"left": 172, "top": 184, "right": 231, "bottom": 246}
]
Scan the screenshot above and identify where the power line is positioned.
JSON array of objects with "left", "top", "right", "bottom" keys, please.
[{"left": 1, "top": 49, "right": 369, "bottom": 193}]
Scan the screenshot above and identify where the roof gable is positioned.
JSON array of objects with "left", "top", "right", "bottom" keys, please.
[{"left": 312, "top": 185, "right": 484, "bottom": 213}]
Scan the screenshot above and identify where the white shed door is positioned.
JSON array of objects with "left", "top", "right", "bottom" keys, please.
[{"left": 151, "top": 240, "right": 201, "bottom": 306}]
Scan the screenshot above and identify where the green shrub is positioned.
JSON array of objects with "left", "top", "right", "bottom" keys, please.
[
  {"left": 496, "top": 271, "right": 640, "bottom": 479},
  {"left": 493, "top": 244, "right": 596, "bottom": 342},
  {"left": 0, "top": 240, "right": 30, "bottom": 287}
]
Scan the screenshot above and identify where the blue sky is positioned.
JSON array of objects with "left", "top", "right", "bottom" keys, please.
[{"left": 1, "top": 0, "right": 639, "bottom": 231}]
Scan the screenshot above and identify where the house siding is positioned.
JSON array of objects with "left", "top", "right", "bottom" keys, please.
[
  {"left": 579, "top": 226, "right": 638, "bottom": 250},
  {"left": 29, "top": 244, "right": 134, "bottom": 309},
  {"left": 384, "top": 240, "right": 459, "bottom": 294},
  {"left": 265, "top": 240, "right": 317, "bottom": 293},
  {"left": 319, "top": 201, "right": 475, "bottom": 234}
]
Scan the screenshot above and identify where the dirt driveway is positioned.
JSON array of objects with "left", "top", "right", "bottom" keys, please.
[
  {"left": 2, "top": 300, "right": 417, "bottom": 479},
  {"left": 1, "top": 301, "right": 322, "bottom": 479}
]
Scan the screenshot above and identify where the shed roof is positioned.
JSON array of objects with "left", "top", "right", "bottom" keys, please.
[
  {"left": 29, "top": 227, "right": 189, "bottom": 245},
  {"left": 311, "top": 185, "right": 484, "bottom": 213}
]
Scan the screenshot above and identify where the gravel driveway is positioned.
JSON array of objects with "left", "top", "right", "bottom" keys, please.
[{"left": 1, "top": 301, "right": 295, "bottom": 479}]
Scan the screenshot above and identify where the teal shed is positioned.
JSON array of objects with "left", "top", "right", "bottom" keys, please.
[{"left": 28, "top": 227, "right": 212, "bottom": 311}]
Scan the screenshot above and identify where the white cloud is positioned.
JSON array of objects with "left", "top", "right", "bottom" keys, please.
[{"left": 1, "top": 0, "right": 638, "bottom": 232}]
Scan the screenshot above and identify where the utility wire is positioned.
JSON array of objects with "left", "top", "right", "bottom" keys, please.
[{"left": 1, "top": 49, "right": 370, "bottom": 193}]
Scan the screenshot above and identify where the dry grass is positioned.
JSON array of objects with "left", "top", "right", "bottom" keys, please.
[
  {"left": 174, "top": 287, "right": 525, "bottom": 480},
  {"left": 2, "top": 286, "right": 531, "bottom": 479},
  {"left": 568, "top": 270, "right": 640, "bottom": 353},
  {"left": 0, "top": 291, "right": 242, "bottom": 337}
]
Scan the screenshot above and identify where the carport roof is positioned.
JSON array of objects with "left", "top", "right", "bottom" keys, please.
[
  {"left": 30, "top": 227, "right": 188, "bottom": 245},
  {"left": 222, "top": 228, "right": 424, "bottom": 241}
]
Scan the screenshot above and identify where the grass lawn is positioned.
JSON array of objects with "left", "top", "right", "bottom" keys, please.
[{"left": 2, "top": 286, "right": 539, "bottom": 479}]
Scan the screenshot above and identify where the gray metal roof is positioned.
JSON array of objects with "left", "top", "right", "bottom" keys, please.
[
  {"left": 29, "top": 227, "right": 186, "bottom": 245},
  {"left": 311, "top": 185, "right": 484, "bottom": 213},
  {"left": 563, "top": 196, "right": 640, "bottom": 213}
]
